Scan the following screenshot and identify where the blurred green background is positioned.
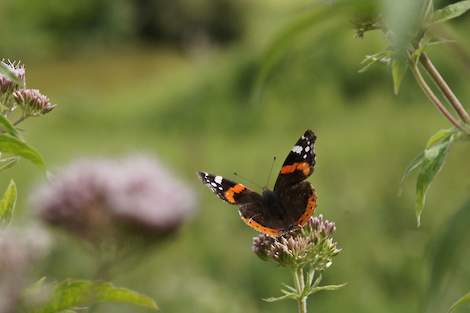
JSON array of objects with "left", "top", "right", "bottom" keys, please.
[{"left": 1, "top": 0, "right": 470, "bottom": 312}]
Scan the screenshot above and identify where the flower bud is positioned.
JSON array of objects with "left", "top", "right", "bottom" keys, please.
[{"left": 13, "top": 89, "right": 55, "bottom": 115}]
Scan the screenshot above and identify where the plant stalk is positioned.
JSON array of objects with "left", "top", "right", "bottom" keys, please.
[
  {"left": 419, "top": 53, "right": 470, "bottom": 123},
  {"left": 294, "top": 267, "right": 308, "bottom": 313},
  {"left": 410, "top": 63, "right": 468, "bottom": 133}
]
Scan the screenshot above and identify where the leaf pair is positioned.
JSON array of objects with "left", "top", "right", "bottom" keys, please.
[
  {"left": 400, "top": 128, "right": 458, "bottom": 226},
  {"left": 30, "top": 279, "right": 158, "bottom": 313}
]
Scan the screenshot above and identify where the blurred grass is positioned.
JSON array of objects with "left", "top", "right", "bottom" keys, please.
[{"left": 1, "top": 1, "right": 470, "bottom": 313}]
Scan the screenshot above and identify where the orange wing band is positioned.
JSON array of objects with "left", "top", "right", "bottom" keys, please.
[
  {"left": 280, "top": 162, "right": 311, "bottom": 176},
  {"left": 224, "top": 184, "right": 246, "bottom": 204},
  {"left": 239, "top": 215, "right": 281, "bottom": 237},
  {"left": 295, "top": 192, "right": 317, "bottom": 226}
]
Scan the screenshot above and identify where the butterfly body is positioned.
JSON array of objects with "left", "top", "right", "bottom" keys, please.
[{"left": 199, "top": 129, "right": 317, "bottom": 237}]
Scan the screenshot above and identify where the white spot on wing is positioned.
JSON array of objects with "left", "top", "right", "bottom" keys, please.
[
  {"left": 292, "top": 145, "right": 303, "bottom": 154},
  {"left": 305, "top": 146, "right": 310, "bottom": 152},
  {"left": 214, "top": 176, "right": 223, "bottom": 184},
  {"left": 211, "top": 182, "right": 217, "bottom": 187}
]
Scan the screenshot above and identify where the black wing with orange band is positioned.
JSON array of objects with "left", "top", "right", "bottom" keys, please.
[
  {"left": 198, "top": 171, "right": 282, "bottom": 236},
  {"left": 198, "top": 172, "right": 261, "bottom": 205},
  {"left": 273, "top": 129, "right": 317, "bottom": 192}
]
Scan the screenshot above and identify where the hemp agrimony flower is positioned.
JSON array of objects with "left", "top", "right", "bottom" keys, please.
[
  {"left": 253, "top": 215, "right": 345, "bottom": 313},
  {"left": 32, "top": 156, "right": 197, "bottom": 245},
  {"left": 13, "top": 89, "right": 56, "bottom": 116},
  {"left": 31, "top": 155, "right": 197, "bottom": 278}
]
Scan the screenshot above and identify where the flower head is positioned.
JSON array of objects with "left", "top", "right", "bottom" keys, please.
[
  {"left": 252, "top": 215, "right": 340, "bottom": 270},
  {"left": 32, "top": 155, "right": 197, "bottom": 246},
  {"left": 13, "top": 89, "right": 56, "bottom": 115}
]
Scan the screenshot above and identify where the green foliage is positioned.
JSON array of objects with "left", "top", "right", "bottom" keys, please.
[
  {"left": 391, "top": 57, "right": 409, "bottom": 95},
  {"left": 34, "top": 280, "right": 158, "bottom": 313},
  {"left": 0, "top": 115, "right": 19, "bottom": 137},
  {"left": 0, "top": 180, "right": 16, "bottom": 227},
  {"left": 449, "top": 292, "right": 470, "bottom": 313},
  {"left": 401, "top": 128, "right": 457, "bottom": 226},
  {"left": 430, "top": 0, "right": 470, "bottom": 25},
  {"left": 0, "top": 134, "right": 45, "bottom": 170}
]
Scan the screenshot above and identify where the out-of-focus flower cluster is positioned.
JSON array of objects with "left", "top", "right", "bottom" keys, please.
[
  {"left": 31, "top": 155, "right": 197, "bottom": 246},
  {"left": 0, "top": 227, "right": 50, "bottom": 313},
  {"left": 252, "top": 215, "right": 340, "bottom": 270},
  {"left": 0, "top": 60, "right": 55, "bottom": 116}
]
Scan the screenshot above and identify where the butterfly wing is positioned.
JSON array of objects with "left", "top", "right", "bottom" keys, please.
[
  {"left": 198, "top": 171, "right": 261, "bottom": 204},
  {"left": 273, "top": 129, "right": 317, "bottom": 227},
  {"left": 273, "top": 129, "right": 316, "bottom": 192},
  {"left": 198, "top": 171, "right": 282, "bottom": 236}
]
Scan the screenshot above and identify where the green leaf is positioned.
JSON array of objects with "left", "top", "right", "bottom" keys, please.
[
  {"left": 306, "top": 283, "right": 347, "bottom": 297},
  {"left": 0, "top": 61, "right": 22, "bottom": 85},
  {"left": 358, "top": 51, "right": 391, "bottom": 73},
  {"left": 0, "top": 157, "right": 19, "bottom": 172},
  {"left": 0, "top": 180, "right": 16, "bottom": 227},
  {"left": 449, "top": 292, "right": 470, "bottom": 313},
  {"left": 263, "top": 293, "right": 296, "bottom": 303},
  {"left": 0, "top": 115, "right": 19, "bottom": 137},
  {"left": 391, "top": 57, "right": 408, "bottom": 95},
  {"left": 431, "top": 0, "right": 470, "bottom": 24},
  {"left": 399, "top": 151, "right": 425, "bottom": 194},
  {"left": 35, "top": 280, "right": 158, "bottom": 313},
  {"left": 426, "top": 128, "right": 456, "bottom": 147},
  {"left": 0, "top": 134, "right": 45, "bottom": 169},
  {"left": 415, "top": 132, "right": 455, "bottom": 226}
]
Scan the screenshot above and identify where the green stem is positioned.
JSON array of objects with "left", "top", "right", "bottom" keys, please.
[
  {"left": 294, "top": 268, "right": 308, "bottom": 313},
  {"left": 410, "top": 63, "right": 468, "bottom": 133},
  {"left": 419, "top": 53, "right": 470, "bottom": 123}
]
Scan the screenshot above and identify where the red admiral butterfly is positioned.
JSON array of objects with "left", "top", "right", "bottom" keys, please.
[{"left": 198, "top": 129, "right": 317, "bottom": 237}]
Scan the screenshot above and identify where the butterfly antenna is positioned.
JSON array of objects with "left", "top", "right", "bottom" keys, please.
[
  {"left": 265, "top": 156, "right": 277, "bottom": 189},
  {"left": 233, "top": 172, "right": 262, "bottom": 190}
]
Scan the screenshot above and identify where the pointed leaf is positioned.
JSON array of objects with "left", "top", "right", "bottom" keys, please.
[
  {"left": 0, "top": 180, "right": 17, "bottom": 227},
  {"left": 34, "top": 280, "right": 158, "bottom": 313},
  {"left": 358, "top": 51, "right": 391, "bottom": 73},
  {"left": 0, "top": 157, "right": 19, "bottom": 172},
  {"left": 392, "top": 57, "right": 408, "bottom": 95},
  {"left": 0, "top": 134, "right": 45, "bottom": 169},
  {"left": 0, "top": 115, "right": 18, "bottom": 137},
  {"left": 399, "top": 152, "right": 425, "bottom": 194},
  {"left": 449, "top": 292, "right": 470, "bottom": 313},
  {"left": 431, "top": 0, "right": 470, "bottom": 24},
  {"left": 307, "top": 283, "right": 347, "bottom": 297},
  {"left": 263, "top": 293, "right": 296, "bottom": 303},
  {"left": 426, "top": 128, "right": 456, "bottom": 147},
  {"left": 415, "top": 134, "right": 454, "bottom": 226}
]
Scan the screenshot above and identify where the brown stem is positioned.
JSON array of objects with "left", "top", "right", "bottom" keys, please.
[
  {"left": 419, "top": 53, "right": 470, "bottom": 123},
  {"left": 410, "top": 64, "right": 468, "bottom": 133}
]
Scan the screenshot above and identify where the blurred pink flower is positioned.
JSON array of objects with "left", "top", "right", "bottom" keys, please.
[
  {"left": 32, "top": 155, "right": 197, "bottom": 244},
  {"left": 0, "top": 226, "right": 50, "bottom": 313}
]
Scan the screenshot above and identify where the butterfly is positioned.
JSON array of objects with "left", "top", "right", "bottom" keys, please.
[{"left": 198, "top": 129, "right": 317, "bottom": 237}]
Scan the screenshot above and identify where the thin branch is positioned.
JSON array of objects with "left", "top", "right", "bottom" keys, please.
[
  {"left": 419, "top": 53, "right": 470, "bottom": 123},
  {"left": 410, "top": 64, "right": 468, "bottom": 133}
]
